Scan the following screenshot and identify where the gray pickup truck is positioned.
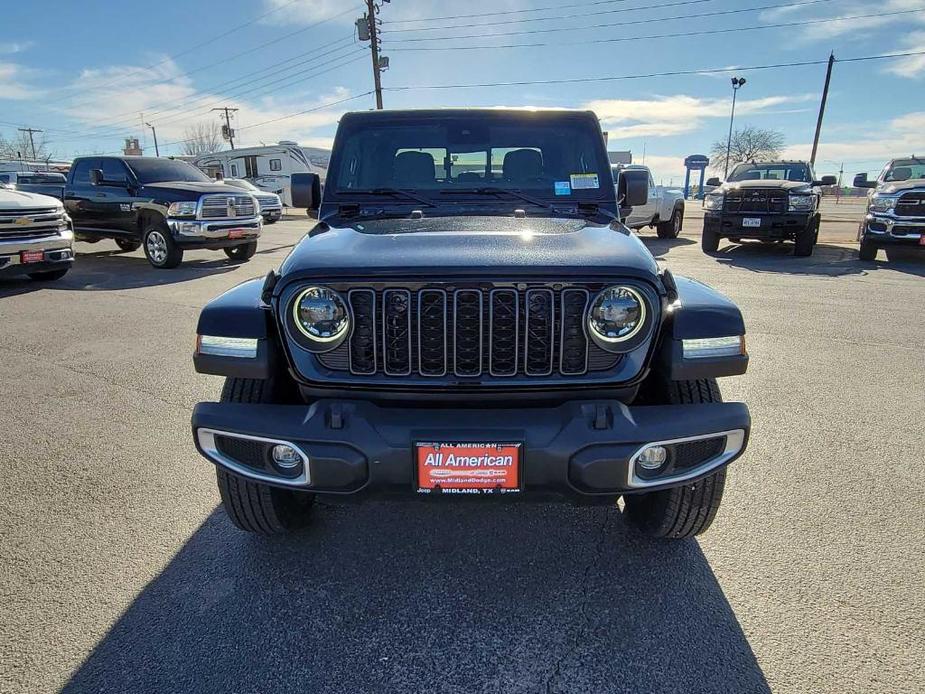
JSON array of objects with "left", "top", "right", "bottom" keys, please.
[
  {"left": 854, "top": 157, "right": 925, "bottom": 261},
  {"left": 0, "top": 188, "right": 74, "bottom": 281}
]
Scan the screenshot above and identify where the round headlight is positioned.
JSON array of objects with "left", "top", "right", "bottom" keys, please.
[
  {"left": 292, "top": 287, "right": 349, "bottom": 342},
  {"left": 588, "top": 286, "right": 646, "bottom": 343}
]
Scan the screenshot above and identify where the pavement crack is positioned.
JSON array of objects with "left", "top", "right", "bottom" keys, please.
[{"left": 542, "top": 509, "right": 612, "bottom": 694}]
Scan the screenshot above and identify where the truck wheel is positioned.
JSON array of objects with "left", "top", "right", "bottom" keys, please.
[
  {"left": 224, "top": 241, "right": 257, "bottom": 262},
  {"left": 656, "top": 207, "right": 682, "bottom": 239},
  {"left": 114, "top": 238, "right": 141, "bottom": 253},
  {"left": 623, "top": 378, "right": 728, "bottom": 539},
  {"left": 215, "top": 377, "right": 314, "bottom": 534},
  {"left": 143, "top": 224, "right": 183, "bottom": 269},
  {"left": 701, "top": 228, "right": 720, "bottom": 253},
  {"left": 858, "top": 239, "right": 878, "bottom": 261},
  {"left": 28, "top": 267, "right": 69, "bottom": 281},
  {"left": 794, "top": 218, "right": 818, "bottom": 257}
]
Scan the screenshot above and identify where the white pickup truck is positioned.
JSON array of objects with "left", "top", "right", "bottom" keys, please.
[
  {"left": 611, "top": 164, "right": 685, "bottom": 239},
  {"left": 0, "top": 188, "right": 74, "bottom": 281}
]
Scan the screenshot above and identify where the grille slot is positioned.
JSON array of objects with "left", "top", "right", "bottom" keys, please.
[
  {"left": 418, "top": 290, "right": 447, "bottom": 376},
  {"left": 524, "top": 289, "right": 554, "bottom": 376},
  {"left": 454, "top": 290, "right": 483, "bottom": 377},
  {"left": 489, "top": 289, "right": 518, "bottom": 376},
  {"left": 559, "top": 289, "right": 590, "bottom": 375},
  {"left": 382, "top": 289, "right": 412, "bottom": 376},
  {"left": 348, "top": 289, "right": 377, "bottom": 374}
]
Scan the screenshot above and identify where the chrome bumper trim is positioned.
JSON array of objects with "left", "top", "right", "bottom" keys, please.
[
  {"left": 626, "top": 429, "right": 747, "bottom": 489},
  {"left": 196, "top": 427, "right": 311, "bottom": 487},
  {"left": 169, "top": 216, "right": 263, "bottom": 239}
]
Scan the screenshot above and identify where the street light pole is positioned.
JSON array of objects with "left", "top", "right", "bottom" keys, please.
[
  {"left": 723, "top": 77, "right": 746, "bottom": 179},
  {"left": 145, "top": 122, "right": 159, "bottom": 157}
]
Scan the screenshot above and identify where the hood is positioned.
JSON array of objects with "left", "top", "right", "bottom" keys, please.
[
  {"left": 143, "top": 181, "right": 251, "bottom": 195},
  {"left": 278, "top": 216, "right": 659, "bottom": 281},
  {"left": 876, "top": 178, "right": 925, "bottom": 195},
  {"left": 0, "top": 188, "right": 62, "bottom": 209},
  {"left": 718, "top": 180, "right": 810, "bottom": 192}
]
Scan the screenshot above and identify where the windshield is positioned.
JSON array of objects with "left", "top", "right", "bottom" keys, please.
[
  {"left": 225, "top": 178, "right": 260, "bottom": 191},
  {"left": 881, "top": 158, "right": 925, "bottom": 182},
  {"left": 126, "top": 158, "right": 211, "bottom": 184},
  {"left": 329, "top": 113, "right": 611, "bottom": 202},
  {"left": 19, "top": 173, "right": 66, "bottom": 184},
  {"left": 728, "top": 163, "right": 811, "bottom": 183}
]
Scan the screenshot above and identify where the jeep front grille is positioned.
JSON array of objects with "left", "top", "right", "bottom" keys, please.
[
  {"left": 895, "top": 191, "right": 925, "bottom": 218},
  {"left": 723, "top": 189, "right": 788, "bottom": 214},
  {"left": 316, "top": 284, "right": 624, "bottom": 380},
  {"left": 199, "top": 194, "right": 257, "bottom": 219}
]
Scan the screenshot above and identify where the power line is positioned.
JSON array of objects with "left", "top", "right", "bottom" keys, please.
[
  {"left": 387, "top": 0, "right": 682, "bottom": 24},
  {"left": 386, "top": 8, "right": 925, "bottom": 51},
  {"left": 382, "top": 50, "right": 925, "bottom": 91},
  {"left": 387, "top": 0, "right": 838, "bottom": 40}
]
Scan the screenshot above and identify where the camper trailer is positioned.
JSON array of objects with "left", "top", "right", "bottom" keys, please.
[{"left": 192, "top": 143, "right": 329, "bottom": 206}]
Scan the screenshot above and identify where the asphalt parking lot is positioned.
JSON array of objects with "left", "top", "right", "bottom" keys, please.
[{"left": 2, "top": 205, "right": 923, "bottom": 693}]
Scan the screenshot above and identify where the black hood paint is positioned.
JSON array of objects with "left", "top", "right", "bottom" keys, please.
[
  {"left": 278, "top": 216, "right": 659, "bottom": 282},
  {"left": 143, "top": 181, "right": 248, "bottom": 195}
]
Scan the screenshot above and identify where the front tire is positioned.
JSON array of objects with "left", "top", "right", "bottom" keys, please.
[
  {"left": 215, "top": 377, "right": 313, "bottom": 534},
  {"left": 858, "top": 238, "right": 878, "bottom": 261},
  {"left": 623, "top": 378, "right": 728, "bottom": 539},
  {"left": 224, "top": 241, "right": 257, "bottom": 262},
  {"left": 794, "top": 218, "right": 818, "bottom": 257},
  {"left": 656, "top": 206, "right": 683, "bottom": 239},
  {"left": 143, "top": 224, "right": 183, "bottom": 269},
  {"left": 701, "top": 227, "right": 720, "bottom": 253}
]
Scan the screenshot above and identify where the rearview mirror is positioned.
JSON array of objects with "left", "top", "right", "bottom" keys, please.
[
  {"left": 291, "top": 172, "right": 321, "bottom": 211},
  {"left": 816, "top": 175, "right": 837, "bottom": 186},
  {"left": 853, "top": 173, "right": 876, "bottom": 189},
  {"left": 706, "top": 177, "right": 721, "bottom": 187},
  {"left": 617, "top": 168, "right": 648, "bottom": 209}
]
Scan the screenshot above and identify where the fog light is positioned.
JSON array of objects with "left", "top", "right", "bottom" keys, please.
[
  {"left": 636, "top": 445, "right": 668, "bottom": 471},
  {"left": 271, "top": 444, "right": 301, "bottom": 469}
]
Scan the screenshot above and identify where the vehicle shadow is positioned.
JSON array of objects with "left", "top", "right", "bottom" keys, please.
[
  {"left": 62, "top": 503, "right": 770, "bottom": 694},
  {"left": 711, "top": 242, "right": 925, "bottom": 278},
  {"left": 638, "top": 236, "right": 696, "bottom": 258}
]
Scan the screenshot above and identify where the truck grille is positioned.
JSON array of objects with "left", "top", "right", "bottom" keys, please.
[
  {"left": 723, "top": 189, "right": 788, "bottom": 214},
  {"left": 255, "top": 195, "right": 280, "bottom": 209},
  {"left": 0, "top": 206, "right": 66, "bottom": 240},
  {"left": 895, "top": 191, "right": 925, "bottom": 218},
  {"left": 315, "top": 284, "right": 624, "bottom": 379},
  {"left": 199, "top": 194, "right": 257, "bottom": 219}
]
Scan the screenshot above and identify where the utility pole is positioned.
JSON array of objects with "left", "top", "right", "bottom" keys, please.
[
  {"left": 723, "top": 77, "right": 746, "bottom": 179},
  {"left": 361, "top": 0, "right": 388, "bottom": 109},
  {"left": 145, "top": 122, "right": 160, "bottom": 157},
  {"left": 810, "top": 52, "right": 835, "bottom": 167},
  {"left": 212, "top": 106, "right": 239, "bottom": 149},
  {"left": 18, "top": 127, "right": 43, "bottom": 160}
]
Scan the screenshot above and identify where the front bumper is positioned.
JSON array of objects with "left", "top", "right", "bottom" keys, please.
[
  {"left": 191, "top": 398, "right": 750, "bottom": 498},
  {"left": 860, "top": 214, "right": 925, "bottom": 247},
  {"left": 168, "top": 215, "right": 262, "bottom": 249},
  {"left": 0, "top": 230, "right": 74, "bottom": 277},
  {"left": 704, "top": 211, "right": 812, "bottom": 238}
]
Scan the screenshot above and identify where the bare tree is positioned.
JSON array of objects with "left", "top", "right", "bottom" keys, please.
[
  {"left": 0, "top": 129, "right": 55, "bottom": 161},
  {"left": 710, "top": 125, "right": 785, "bottom": 175},
  {"left": 181, "top": 121, "right": 224, "bottom": 156}
]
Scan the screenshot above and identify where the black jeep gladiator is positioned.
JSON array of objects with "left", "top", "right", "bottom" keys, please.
[
  {"left": 190, "top": 108, "right": 751, "bottom": 539},
  {"left": 48, "top": 156, "right": 262, "bottom": 268},
  {"left": 702, "top": 161, "right": 836, "bottom": 256}
]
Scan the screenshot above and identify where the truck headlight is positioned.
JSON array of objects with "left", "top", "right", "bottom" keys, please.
[
  {"left": 167, "top": 201, "right": 198, "bottom": 218},
  {"left": 588, "top": 286, "right": 646, "bottom": 344},
  {"left": 869, "top": 195, "right": 897, "bottom": 213},
  {"left": 292, "top": 286, "right": 349, "bottom": 344},
  {"left": 703, "top": 194, "right": 724, "bottom": 211},
  {"left": 788, "top": 195, "right": 815, "bottom": 212}
]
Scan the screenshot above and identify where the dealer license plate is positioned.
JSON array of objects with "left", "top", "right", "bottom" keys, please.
[
  {"left": 20, "top": 250, "right": 44, "bottom": 264},
  {"left": 742, "top": 218, "right": 762, "bottom": 228},
  {"left": 416, "top": 442, "right": 522, "bottom": 495},
  {"left": 227, "top": 228, "right": 247, "bottom": 239},
  {"left": 919, "top": 235, "right": 925, "bottom": 246}
]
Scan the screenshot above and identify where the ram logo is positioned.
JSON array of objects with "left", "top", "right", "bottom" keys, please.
[{"left": 227, "top": 201, "right": 237, "bottom": 217}]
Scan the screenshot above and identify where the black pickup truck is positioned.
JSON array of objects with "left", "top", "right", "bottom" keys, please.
[
  {"left": 46, "top": 156, "right": 262, "bottom": 268},
  {"left": 190, "top": 108, "right": 751, "bottom": 540}
]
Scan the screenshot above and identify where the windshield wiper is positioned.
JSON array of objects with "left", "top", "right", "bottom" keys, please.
[
  {"left": 441, "top": 187, "right": 554, "bottom": 211},
  {"left": 346, "top": 188, "right": 435, "bottom": 207}
]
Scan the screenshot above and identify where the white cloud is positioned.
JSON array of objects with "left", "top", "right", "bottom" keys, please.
[
  {"left": 884, "top": 31, "right": 925, "bottom": 77},
  {"left": 584, "top": 94, "right": 815, "bottom": 140},
  {"left": 0, "top": 62, "right": 42, "bottom": 100},
  {"left": 0, "top": 41, "right": 33, "bottom": 55}
]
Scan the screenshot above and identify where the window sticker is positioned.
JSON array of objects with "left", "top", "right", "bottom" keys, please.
[
  {"left": 570, "top": 173, "right": 600, "bottom": 189},
  {"left": 554, "top": 181, "right": 571, "bottom": 196}
]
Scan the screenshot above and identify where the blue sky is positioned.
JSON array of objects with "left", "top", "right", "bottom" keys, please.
[{"left": 2, "top": 0, "right": 924, "bottom": 184}]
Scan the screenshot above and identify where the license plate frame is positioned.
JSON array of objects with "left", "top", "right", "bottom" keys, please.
[
  {"left": 20, "top": 250, "right": 44, "bottom": 264},
  {"left": 415, "top": 441, "right": 522, "bottom": 495},
  {"left": 742, "top": 217, "right": 762, "bottom": 228}
]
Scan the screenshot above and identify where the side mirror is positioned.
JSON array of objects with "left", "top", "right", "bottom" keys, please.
[
  {"left": 706, "top": 177, "right": 721, "bottom": 187},
  {"left": 89, "top": 169, "right": 103, "bottom": 186},
  {"left": 617, "top": 168, "right": 648, "bottom": 209},
  {"left": 853, "top": 173, "right": 876, "bottom": 189},
  {"left": 816, "top": 175, "right": 837, "bottom": 186},
  {"left": 291, "top": 172, "right": 321, "bottom": 211}
]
